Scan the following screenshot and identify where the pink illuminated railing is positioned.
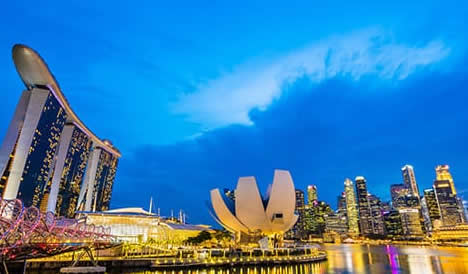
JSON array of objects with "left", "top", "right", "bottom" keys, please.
[{"left": 0, "top": 199, "right": 114, "bottom": 260}]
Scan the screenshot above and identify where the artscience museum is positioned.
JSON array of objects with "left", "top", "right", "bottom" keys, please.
[{"left": 209, "top": 170, "right": 298, "bottom": 244}]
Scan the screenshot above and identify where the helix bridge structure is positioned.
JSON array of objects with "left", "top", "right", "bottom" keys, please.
[{"left": 0, "top": 198, "right": 116, "bottom": 262}]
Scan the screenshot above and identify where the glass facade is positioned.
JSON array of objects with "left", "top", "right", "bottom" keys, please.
[
  {"left": 92, "top": 149, "right": 119, "bottom": 211},
  {"left": 435, "top": 165, "right": 456, "bottom": 194},
  {"left": 307, "top": 185, "right": 317, "bottom": 205},
  {"left": 383, "top": 210, "right": 403, "bottom": 238},
  {"left": 18, "top": 92, "right": 67, "bottom": 207},
  {"left": 56, "top": 126, "right": 92, "bottom": 217},
  {"left": 0, "top": 138, "right": 20, "bottom": 195},
  {"left": 368, "top": 194, "right": 386, "bottom": 236},
  {"left": 1, "top": 46, "right": 121, "bottom": 217},
  {"left": 402, "top": 165, "right": 419, "bottom": 197},
  {"left": 434, "top": 180, "right": 463, "bottom": 226},
  {"left": 355, "top": 176, "right": 372, "bottom": 236},
  {"left": 390, "top": 184, "right": 409, "bottom": 209},
  {"left": 291, "top": 189, "right": 306, "bottom": 238},
  {"left": 344, "top": 178, "right": 359, "bottom": 235}
]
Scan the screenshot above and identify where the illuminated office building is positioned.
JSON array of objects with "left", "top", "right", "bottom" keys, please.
[
  {"left": 324, "top": 212, "right": 348, "bottom": 234},
  {"left": 423, "top": 189, "right": 441, "bottom": 229},
  {"left": 390, "top": 184, "right": 409, "bottom": 209},
  {"left": 307, "top": 185, "right": 318, "bottom": 205},
  {"left": 368, "top": 194, "right": 386, "bottom": 236},
  {"left": 344, "top": 178, "right": 359, "bottom": 235},
  {"left": 355, "top": 176, "right": 373, "bottom": 236},
  {"left": 0, "top": 45, "right": 120, "bottom": 215},
  {"left": 435, "top": 165, "right": 456, "bottom": 194},
  {"left": 402, "top": 165, "right": 419, "bottom": 198},
  {"left": 399, "top": 208, "right": 424, "bottom": 237},
  {"left": 291, "top": 189, "right": 306, "bottom": 238},
  {"left": 337, "top": 192, "right": 347, "bottom": 220},
  {"left": 434, "top": 180, "right": 463, "bottom": 226},
  {"left": 383, "top": 210, "right": 403, "bottom": 238},
  {"left": 304, "top": 200, "right": 332, "bottom": 236}
]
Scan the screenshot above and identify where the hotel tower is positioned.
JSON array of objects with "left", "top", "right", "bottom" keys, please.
[{"left": 0, "top": 45, "right": 120, "bottom": 217}]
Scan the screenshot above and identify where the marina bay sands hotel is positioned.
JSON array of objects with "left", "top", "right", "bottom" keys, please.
[{"left": 0, "top": 45, "right": 120, "bottom": 217}]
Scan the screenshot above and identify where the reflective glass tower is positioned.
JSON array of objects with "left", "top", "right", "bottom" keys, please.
[
  {"left": 355, "top": 176, "right": 373, "bottom": 236},
  {"left": 402, "top": 165, "right": 419, "bottom": 198},
  {"left": 433, "top": 180, "right": 463, "bottom": 226},
  {"left": 344, "top": 178, "right": 359, "bottom": 235},
  {"left": 390, "top": 183, "right": 409, "bottom": 209},
  {"left": 423, "top": 188, "right": 441, "bottom": 229}
]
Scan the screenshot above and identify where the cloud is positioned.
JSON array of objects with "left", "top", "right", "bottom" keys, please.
[
  {"left": 114, "top": 65, "right": 468, "bottom": 225},
  {"left": 172, "top": 28, "right": 450, "bottom": 129}
]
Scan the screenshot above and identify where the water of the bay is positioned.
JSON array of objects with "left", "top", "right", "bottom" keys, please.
[{"left": 118, "top": 244, "right": 468, "bottom": 274}]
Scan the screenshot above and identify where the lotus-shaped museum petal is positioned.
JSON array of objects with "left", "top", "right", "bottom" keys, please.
[{"left": 209, "top": 170, "right": 298, "bottom": 236}]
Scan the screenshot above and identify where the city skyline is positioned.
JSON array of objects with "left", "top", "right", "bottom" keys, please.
[
  {"left": 1, "top": 1, "right": 468, "bottom": 225},
  {"left": 287, "top": 164, "right": 467, "bottom": 241}
]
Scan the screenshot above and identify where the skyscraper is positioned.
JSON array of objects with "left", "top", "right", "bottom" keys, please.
[
  {"left": 337, "top": 192, "right": 347, "bottom": 218},
  {"left": 47, "top": 124, "right": 92, "bottom": 217},
  {"left": 436, "top": 165, "right": 456, "bottom": 194},
  {"left": 390, "top": 184, "right": 409, "bottom": 209},
  {"left": 344, "top": 178, "right": 359, "bottom": 235},
  {"left": 399, "top": 208, "right": 424, "bottom": 237},
  {"left": 423, "top": 188, "right": 441, "bottom": 228},
  {"left": 304, "top": 200, "right": 332, "bottom": 236},
  {"left": 433, "top": 180, "right": 463, "bottom": 226},
  {"left": 307, "top": 185, "right": 318, "bottom": 205},
  {"left": 383, "top": 210, "right": 403, "bottom": 238},
  {"left": 355, "top": 176, "right": 373, "bottom": 236},
  {"left": 0, "top": 45, "right": 121, "bottom": 216},
  {"left": 368, "top": 194, "right": 386, "bottom": 236},
  {"left": 291, "top": 189, "right": 306, "bottom": 238},
  {"left": 402, "top": 165, "right": 419, "bottom": 198}
]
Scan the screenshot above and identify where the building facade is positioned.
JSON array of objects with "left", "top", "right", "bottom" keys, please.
[
  {"left": 423, "top": 188, "right": 441, "bottom": 230},
  {"left": 434, "top": 180, "right": 464, "bottom": 226},
  {"left": 383, "top": 210, "right": 403, "bottom": 238},
  {"left": 368, "top": 194, "right": 386, "bottom": 236},
  {"left": 307, "top": 185, "right": 318, "bottom": 205},
  {"left": 355, "top": 176, "right": 373, "bottom": 236},
  {"left": 401, "top": 165, "right": 419, "bottom": 198},
  {"left": 399, "top": 208, "right": 424, "bottom": 238},
  {"left": 390, "top": 184, "right": 409, "bottom": 209},
  {"left": 344, "top": 178, "right": 359, "bottom": 235},
  {"left": 291, "top": 189, "right": 306, "bottom": 238},
  {"left": 435, "top": 165, "right": 456, "bottom": 194},
  {"left": 0, "top": 45, "right": 120, "bottom": 217},
  {"left": 209, "top": 170, "right": 298, "bottom": 244}
]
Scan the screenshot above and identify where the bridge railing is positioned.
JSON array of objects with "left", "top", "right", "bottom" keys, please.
[{"left": 0, "top": 198, "right": 115, "bottom": 260}]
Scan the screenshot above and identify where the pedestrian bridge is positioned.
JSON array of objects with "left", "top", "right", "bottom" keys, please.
[{"left": 0, "top": 198, "right": 116, "bottom": 262}]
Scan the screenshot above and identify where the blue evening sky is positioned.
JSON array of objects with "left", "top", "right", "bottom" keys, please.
[{"left": 1, "top": 1, "right": 467, "bottom": 225}]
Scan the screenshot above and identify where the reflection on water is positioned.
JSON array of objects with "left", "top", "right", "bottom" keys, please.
[
  {"left": 323, "top": 244, "right": 468, "bottom": 273},
  {"left": 118, "top": 263, "right": 325, "bottom": 274},
  {"left": 117, "top": 244, "right": 468, "bottom": 274}
]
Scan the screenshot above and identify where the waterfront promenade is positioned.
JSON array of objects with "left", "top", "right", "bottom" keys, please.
[
  {"left": 8, "top": 244, "right": 468, "bottom": 273},
  {"left": 9, "top": 246, "right": 325, "bottom": 272}
]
